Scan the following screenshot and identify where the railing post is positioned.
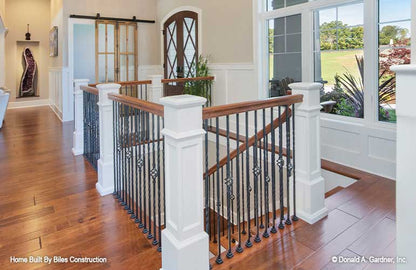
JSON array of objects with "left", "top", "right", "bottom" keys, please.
[
  {"left": 290, "top": 82, "right": 328, "bottom": 224},
  {"left": 391, "top": 65, "right": 416, "bottom": 270},
  {"left": 160, "top": 95, "right": 209, "bottom": 270},
  {"left": 72, "top": 79, "right": 89, "bottom": 156},
  {"left": 148, "top": 75, "right": 163, "bottom": 102},
  {"left": 96, "top": 83, "right": 121, "bottom": 196}
]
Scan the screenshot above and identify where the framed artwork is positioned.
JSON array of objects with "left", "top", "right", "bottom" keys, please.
[{"left": 49, "top": 26, "right": 58, "bottom": 57}]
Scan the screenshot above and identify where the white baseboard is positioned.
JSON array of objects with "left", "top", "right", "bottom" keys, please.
[
  {"left": 49, "top": 103, "right": 63, "bottom": 122},
  {"left": 8, "top": 99, "right": 50, "bottom": 109}
]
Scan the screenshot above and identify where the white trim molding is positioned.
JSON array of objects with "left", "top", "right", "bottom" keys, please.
[{"left": 8, "top": 99, "right": 50, "bottom": 109}]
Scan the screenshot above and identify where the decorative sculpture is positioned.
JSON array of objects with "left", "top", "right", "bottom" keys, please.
[
  {"left": 25, "top": 24, "right": 31, "bottom": 40},
  {"left": 19, "top": 48, "right": 38, "bottom": 97}
]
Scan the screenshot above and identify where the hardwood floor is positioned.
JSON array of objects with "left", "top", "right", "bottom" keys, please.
[
  {"left": 0, "top": 106, "right": 396, "bottom": 270},
  {"left": 0, "top": 107, "right": 161, "bottom": 269}
]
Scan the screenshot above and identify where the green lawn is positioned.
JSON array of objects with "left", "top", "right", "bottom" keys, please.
[{"left": 321, "top": 50, "right": 363, "bottom": 85}]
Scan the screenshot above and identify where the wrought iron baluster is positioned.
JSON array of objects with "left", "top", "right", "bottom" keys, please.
[
  {"left": 157, "top": 116, "right": 162, "bottom": 251},
  {"left": 152, "top": 113, "right": 158, "bottom": 245},
  {"left": 278, "top": 106, "right": 285, "bottom": 230},
  {"left": 134, "top": 108, "right": 140, "bottom": 223},
  {"left": 253, "top": 110, "right": 261, "bottom": 243},
  {"left": 270, "top": 107, "right": 277, "bottom": 234},
  {"left": 292, "top": 104, "right": 298, "bottom": 222},
  {"left": 142, "top": 110, "right": 148, "bottom": 233},
  {"left": 204, "top": 119, "right": 210, "bottom": 239},
  {"left": 215, "top": 117, "right": 223, "bottom": 264},
  {"left": 147, "top": 111, "right": 153, "bottom": 239},
  {"left": 235, "top": 113, "right": 243, "bottom": 253},
  {"left": 285, "top": 105, "right": 292, "bottom": 225},
  {"left": 263, "top": 108, "right": 270, "bottom": 238},
  {"left": 225, "top": 116, "right": 233, "bottom": 259},
  {"left": 245, "top": 112, "right": 252, "bottom": 248}
]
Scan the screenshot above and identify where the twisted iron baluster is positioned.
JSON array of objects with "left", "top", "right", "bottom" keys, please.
[
  {"left": 245, "top": 112, "right": 252, "bottom": 248},
  {"left": 253, "top": 111, "right": 261, "bottom": 243},
  {"left": 225, "top": 116, "right": 233, "bottom": 259}
]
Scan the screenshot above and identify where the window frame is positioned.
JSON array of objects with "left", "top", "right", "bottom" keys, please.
[{"left": 258, "top": 0, "right": 401, "bottom": 130}]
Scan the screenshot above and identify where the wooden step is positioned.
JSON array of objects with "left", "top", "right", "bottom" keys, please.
[{"left": 325, "top": 186, "right": 344, "bottom": 198}]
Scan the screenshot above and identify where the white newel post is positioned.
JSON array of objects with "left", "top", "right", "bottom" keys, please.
[
  {"left": 96, "top": 83, "right": 121, "bottom": 196},
  {"left": 72, "top": 79, "right": 89, "bottom": 156},
  {"left": 290, "top": 82, "right": 328, "bottom": 224},
  {"left": 391, "top": 65, "right": 416, "bottom": 270},
  {"left": 160, "top": 95, "right": 209, "bottom": 270},
  {"left": 148, "top": 75, "right": 163, "bottom": 103}
]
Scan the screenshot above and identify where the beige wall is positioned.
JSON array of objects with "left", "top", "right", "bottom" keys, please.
[
  {"left": 60, "top": 0, "right": 159, "bottom": 67},
  {"left": 156, "top": 0, "right": 254, "bottom": 64},
  {"left": 5, "top": 0, "right": 50, "bottom": 102},
  {"left": 50, "top": 0, "right": 63, "bottom": 68}
]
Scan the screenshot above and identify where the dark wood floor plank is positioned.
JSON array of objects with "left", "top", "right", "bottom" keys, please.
[{"left": 290, "top": 209, "right": 359, "bottom": 251}]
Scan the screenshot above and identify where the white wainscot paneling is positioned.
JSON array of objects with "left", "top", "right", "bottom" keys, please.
[
  {"left": 49, "top": 67, "right": 71, "bottom": 122},
  {"left": 322, "top": 169, "right": 356, "bottom": 193},
  {"left": 320, "top": 114, "right": 396, "bottom": 180},
  {"left": 209, "top": 63, "right": 256, "bottom": 106},
  {"left": 138, "top": 65, "right": 163, "bottom": 80}
]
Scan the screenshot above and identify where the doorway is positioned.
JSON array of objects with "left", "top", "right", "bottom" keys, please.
[{"left": 163, "top": 11, "right": 198, "bottom": 96}]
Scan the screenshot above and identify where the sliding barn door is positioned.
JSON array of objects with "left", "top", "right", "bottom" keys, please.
[
  {"left": 96, "top": 20, "right": 138, "bottom": 83},
  {"left": 163, "top": 11, "right": 198, "bottom": 96}
]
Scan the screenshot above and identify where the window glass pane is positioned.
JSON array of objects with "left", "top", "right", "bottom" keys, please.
[
  {"left": 286, "top": 34, "right": 301, "bottom": 52},
  {"left": 119, "top": 25, "right": 126, "bottom": 53},
  {"left": 267, "top": 14, "right": 302, "bottom": 97},
  {"left": 128, "top": 54, "right": 135, "bottom": 81},
  {"left": 98, "top": 54, "right": 106, "bottom": 82},
  {"left": 107, "top": 24, "right": 115, "bottom": 53},
  {"left": 378, "top": 0, "right": 411, "bottom": 122},
  {"left": 379, "top": 21, "right": 411, "bottom": 47},
  {"left": 98, "top": 24, "right": 105, "bottom": 53},
  {"left": 266, "top": 0, "right": 307, "bottom": 10},
  {"left": 379, "top": 0, "right": 411, "bottom": 23},
  {"left": 317, "top": 8, "right": 336, "bottom": 27},
  {"left": 127, "top": 25, "right": 135, "bottom": 53},
  {"left": 286, "top": 14, "right": 301, "bottom": 34},
  {"left": 107, "top": 54, "right": 115, "bottom": 82},
  {"left": 338, "top": 3, "right": 364, "bottom": 26},
  {"left": 119, "top": 55, "right": 127, "bottom": 82},
  {"left": 314, "top": 2, "right": 364, "bottom": 119}
]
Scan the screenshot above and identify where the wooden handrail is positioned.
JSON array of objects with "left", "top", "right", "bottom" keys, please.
[
  {"left": 108, "top": 93, "right": 164, "bottom": 117},
  {"left": 204, "top": 108, "right": 291, "bottom": 178},
  {"left": 80, "top": 85, "right": 99, "bottom": 95},
  {"left": 202, "top": 94, "right": 302, "bottom": 120},
  {"left": 161, "top": 76, "right": 215, "bottom": 84},
  {"left": 88, "top": 80, "right": 152, "bottom": 87}
]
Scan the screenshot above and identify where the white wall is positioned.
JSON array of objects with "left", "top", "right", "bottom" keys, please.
[{"left": 73, "top": 24, "right": 95, "bottom": 82}]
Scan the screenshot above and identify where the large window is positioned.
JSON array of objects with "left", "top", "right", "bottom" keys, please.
[
  {"left": 378, "top": 0, "right": 411, "bottom": 122},
  {"left": 268, "top": 14, "right": 302, "bottom": 97},
  {"left": 314, "top": 2, "right": 365, "bottom": 118},
  {"left": 267, "top": 0, "right": 308, "bottom": 11}
]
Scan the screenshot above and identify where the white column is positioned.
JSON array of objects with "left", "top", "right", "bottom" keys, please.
[
  {"left": 290, "top": 82, "right": 328, "bottom": 224},
  {"left": 391, "top": 65, "right": 416, "bottom": 270},
  {"left": 160, "top": 95, "right": 209, "bottom": 270},
  {"left": 96, "top": 83, "right": 121, "bottom": 196},
  {"left": 148, "top": 75, "right": 163, "bottom": 103},
  {"left": 72, "top": 79, "right": 89, "bottom": 156}
]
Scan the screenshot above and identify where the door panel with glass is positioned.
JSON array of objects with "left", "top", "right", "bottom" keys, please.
[
  {"left": 96, "top": 21, "right": 137, "bottom": 83},
  {"left": 163, "top": 11, "right": 198, "bottom": 96}
]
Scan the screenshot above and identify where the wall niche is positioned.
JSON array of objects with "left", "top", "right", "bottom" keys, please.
[{"left": 16, "top": 40, "right": 40, "bottom": 98}]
